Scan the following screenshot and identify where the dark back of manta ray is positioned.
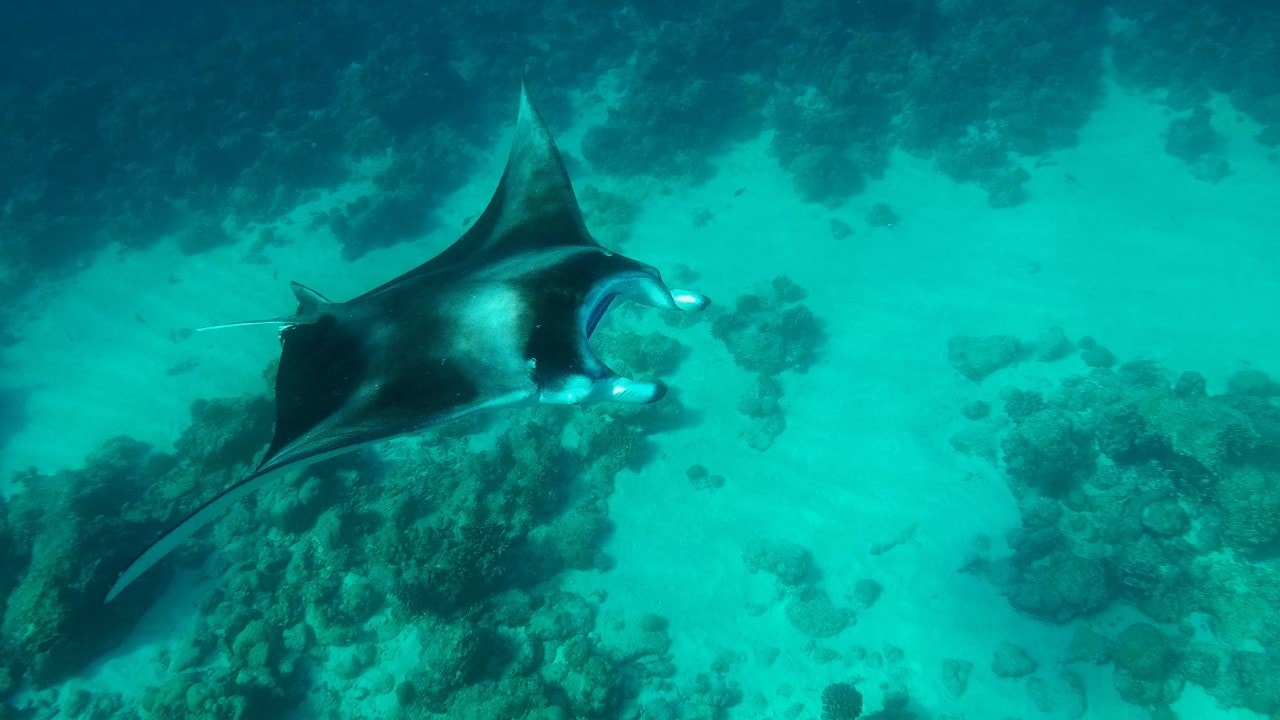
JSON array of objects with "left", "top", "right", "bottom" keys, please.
[{"left": 269, "top": 303, "right": 482, "bottom": 460}]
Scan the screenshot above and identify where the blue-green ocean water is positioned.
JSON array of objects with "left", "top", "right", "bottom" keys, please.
[{"left": 3, "top": 2, "right": 1280, "bottom": 719}]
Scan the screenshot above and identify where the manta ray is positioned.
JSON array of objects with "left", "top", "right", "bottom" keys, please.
[{"left": 106, "top": 87, "right": 709, "bottom": 603}]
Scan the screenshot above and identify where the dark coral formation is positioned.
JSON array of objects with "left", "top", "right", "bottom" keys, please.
[
  {"left": 712, "top": 277, "right": 824, "bottom": 378},
  {"left": 711, "top": 276, "right": 826, "bottom": 450},
  {"left": 991, "top": 642, "right": 1038, "bottom": 679},
  {"left": 0, "top": 0, "right": 631, "bottom": 297},
  {"left": 820, "top": 681, "right": 863, "bottom": 720},
  {"left": 864, "top": 203, "right": 899, "bottom": 228},
  {"left": 786, "top": 588, "right": 854, "bottom": 640},
  {"left": 743, "top": 538, "right": 813, "bottom": 588},
  {"left": 1111, "top": 0, "right": 1280, "bottom": 149},
  {"left": 0, "top": 396, "right": 272, "bottom": 691},
  {"left": 4, "top": 0, "right": 1274, "bottom": 304},
  {"left": 579, "top": 0, "right": 1109, "bottom": 208},
  {"left": 1111, "top": 622, "right": 1178, "bottom": 705},
  {"left": 580, "top": 2, "right": 775, "bottom": 181},
  {"left": 1163, "top": 106, "right": 1232, "bottom": 182},
  {"left": 957, "top": 341, "right": 1280, "bottom": 715},
  {"left": 740, "top": 535, "right": 863, "bottom": 647},
  {"left": 940, "top": 658, "right": 974, "bottom": 698}
]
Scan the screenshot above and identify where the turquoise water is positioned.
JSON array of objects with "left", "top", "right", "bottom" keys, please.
[{"left": 3, "top": 2, "right": 1280, "bottom": 719}]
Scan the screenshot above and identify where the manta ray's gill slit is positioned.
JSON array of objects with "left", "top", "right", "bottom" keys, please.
[{"left": 585, "top": 292, "right": 617, "bottom": 338}]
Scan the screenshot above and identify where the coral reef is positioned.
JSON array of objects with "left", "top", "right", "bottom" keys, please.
[
  {"left": 1000, "top": 408, "right": 1095, "bottom": 495},
  {"left": 5, "top": 0, "right": 1269, "bottom": 302},
  {"left": 1111, "top": 0, "right": 1280, "bottom": 148},
  {"left": 1, "top": 436, "right": 192, "bottom": 689},
  {"left": 0, "top": 0, "right": 631, "bottom": 291},
  {"left": 580, "top": 2, "right": 775, "bottom": 180},
  {"left": 0, "top": 316, "right": 705, "bottom": 717},
  {"left": 738, "top": 375, "right": 789, "bottom": 451},
  {"left": 954, "top": 339, "right": 1280, "bottom": 715},
  {"left": 739, "top": 535, "right": 865, "bottom": 656}
]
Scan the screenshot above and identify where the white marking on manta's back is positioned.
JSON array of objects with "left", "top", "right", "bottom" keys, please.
[{"left": 452, "top": 283, "right": 537, "bottom": 389}]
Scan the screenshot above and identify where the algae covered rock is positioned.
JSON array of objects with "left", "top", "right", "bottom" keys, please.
[
  {"left": 1065, "top": 626, "right": 1113, "bottom": 664},
  {"left": 1001, "top": 409, "right": 1095, "bottom": 495},
  {"left": 1140, "top": 499, "right": 1189, "bottom": 538},
  {"left": 941, "top": 658, "right": 974, "bottom": 697},
  {"left": 1114, "top": 623, "right": 1175, "bottom": 682},
  {"left": 1224, "top": 651, "right": 1280, "bottom": 714},
  {"left": 1008, "top": 552, "right": 1113, "bottom": 623},
  {"left": 1216, "top": 466, "right": 1280, "bottom": 554},
  {"left": 1027, "top": 671, "right": 1088, "bottom": 718},
  {"left": 947, "top": 334, "right": 1021, "bottom": 382},
  {"left": 172, "top": 395, "right": 273, "bottom": 474},
  {"left": 785, "top": 587, "right": 853, "bottom": 639},
  {"left": 710, "top": 276, "right": 825, "bottom": 376},
  {"left": 962, "top": 400, "right": 992, "bottom": 420},
  {"left": 852, "top": 578, "right": 882, "bottom": 610},
  {"left": 1031, "top": 326, "right": 1072, "bottom": 362},
  {"left": 230, "top": 619, "right": 275, "bottom": 668},
  {"left": 1111, "top": 623, "right": 1183, "bottom": 707},
  {"left": 1226, "top": 369, "right": 1279, "bottom": 397},
  {"left": 742, "top": 538, "right": 812, "bottom": 587},
  {"left": 820, "top": 681, "right": 863, "bottom": 719},
  {"left": 992, "top": 642, "right": 1038, "bottom": 679}
]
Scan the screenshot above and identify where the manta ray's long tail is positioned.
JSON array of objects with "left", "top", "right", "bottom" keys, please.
[
  {"left": 194, "top": 281, "right": 333, "bottom": 333},
  {"left": 194, "top": 319, "right": 294, "bottom": 332}
]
